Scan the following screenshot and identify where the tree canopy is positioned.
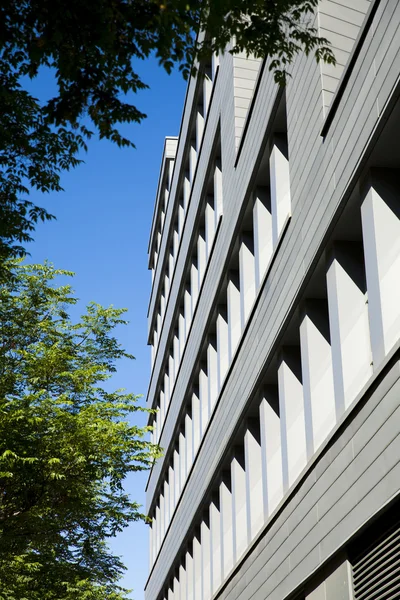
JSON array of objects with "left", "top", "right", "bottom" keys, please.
[
  {"left": 0, "top": 259, "right": 159, "bottom": 599},
  {"left": 0, "top": 0, "right": 334, "bottom": 262}
]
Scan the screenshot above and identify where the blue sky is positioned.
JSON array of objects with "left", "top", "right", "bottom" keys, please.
[{"left": 25, "top": 58, "right": 187, "bottom": 599}]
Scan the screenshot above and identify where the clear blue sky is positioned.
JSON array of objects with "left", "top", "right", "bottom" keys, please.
[{"left": 25, "top": 57, "right": 187, "bottom": 599}]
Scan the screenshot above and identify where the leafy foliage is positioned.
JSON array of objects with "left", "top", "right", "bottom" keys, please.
[
  {"left": 0, "top": 260, "right": 160, "bottom": 599},
  {"left": 192, "top": 0, "right": 335, "bottom": 80},
  {"left": 0, "top": 0, "right": 335, "bottom": 262}
]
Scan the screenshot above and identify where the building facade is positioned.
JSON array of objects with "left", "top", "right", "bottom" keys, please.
[{"left": 146, "top": 2, "right": 400, "bottom": 600}]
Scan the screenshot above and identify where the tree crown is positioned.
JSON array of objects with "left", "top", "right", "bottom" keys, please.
[
  {"left": 0, "top": 259, "right": 159, "bottom": 599},
  {"left": 0, "top": 0, "right": 334, "bottom": 261}
]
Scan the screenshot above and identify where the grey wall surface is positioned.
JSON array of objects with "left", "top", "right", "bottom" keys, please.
[
  {"left": 216, "top": 356, "right": 400, "bottom": 600},
  {"left": 146, "top": 1, "right": 400, "bottom": 599}
]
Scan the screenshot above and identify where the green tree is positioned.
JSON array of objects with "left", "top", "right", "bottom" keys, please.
[
  {"left": 0, "top": 0, "right": 334, "bottom": 262},
  {"left": 0, "top": 259, "right": 159, "bottom": 599}
]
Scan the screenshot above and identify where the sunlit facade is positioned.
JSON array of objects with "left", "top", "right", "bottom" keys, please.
[{"left": 146, "top": 2, "right": 400, "bottom": 599}]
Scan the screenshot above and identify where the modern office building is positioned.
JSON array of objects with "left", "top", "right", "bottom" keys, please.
[{"left": 146, "top": 2, "right": 400, "bottom": 600}]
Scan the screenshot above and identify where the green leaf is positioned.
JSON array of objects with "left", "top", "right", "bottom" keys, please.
[{"left": 0, "top": 260, "right": 160, "bottom": 599}]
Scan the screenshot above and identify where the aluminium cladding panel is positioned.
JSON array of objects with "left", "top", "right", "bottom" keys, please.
[
  {"left": 148, "top": 137, "right": 178, "bottom": 260},
  {"left": 318, "top": 0, "right": 372, "bottom": 114},
  {"left": 146, "top": 0, "right": 399, "bottom": 509},
  {"left": 146, "top": 0, "right": 399, "bottom": 511},
  {"left": 145, "top": 3, "right": 400, "bottom": 598},
  {"left": 216, "top": 358, "right": 400, "bottom": 600},
  {"left": 294, "top": 4, "right": 400, "bottom": 277},
  {"left": 165, "top": 137, "right": 178, "bottom": 159},
  {"left": 147, "top": 67, "right": 199, "bottom": 333},
  {"left": 146, "top": 77, "right": 222, "bottom": 398},
  {"left": 145, "top": 100, "right": 221, "bottom": 417},
  {"left": 291, "top": 0, "right": 399, "bottom": 201},
  {"left": 146, "top": 52, "right": 280, "bottom": 510}
]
